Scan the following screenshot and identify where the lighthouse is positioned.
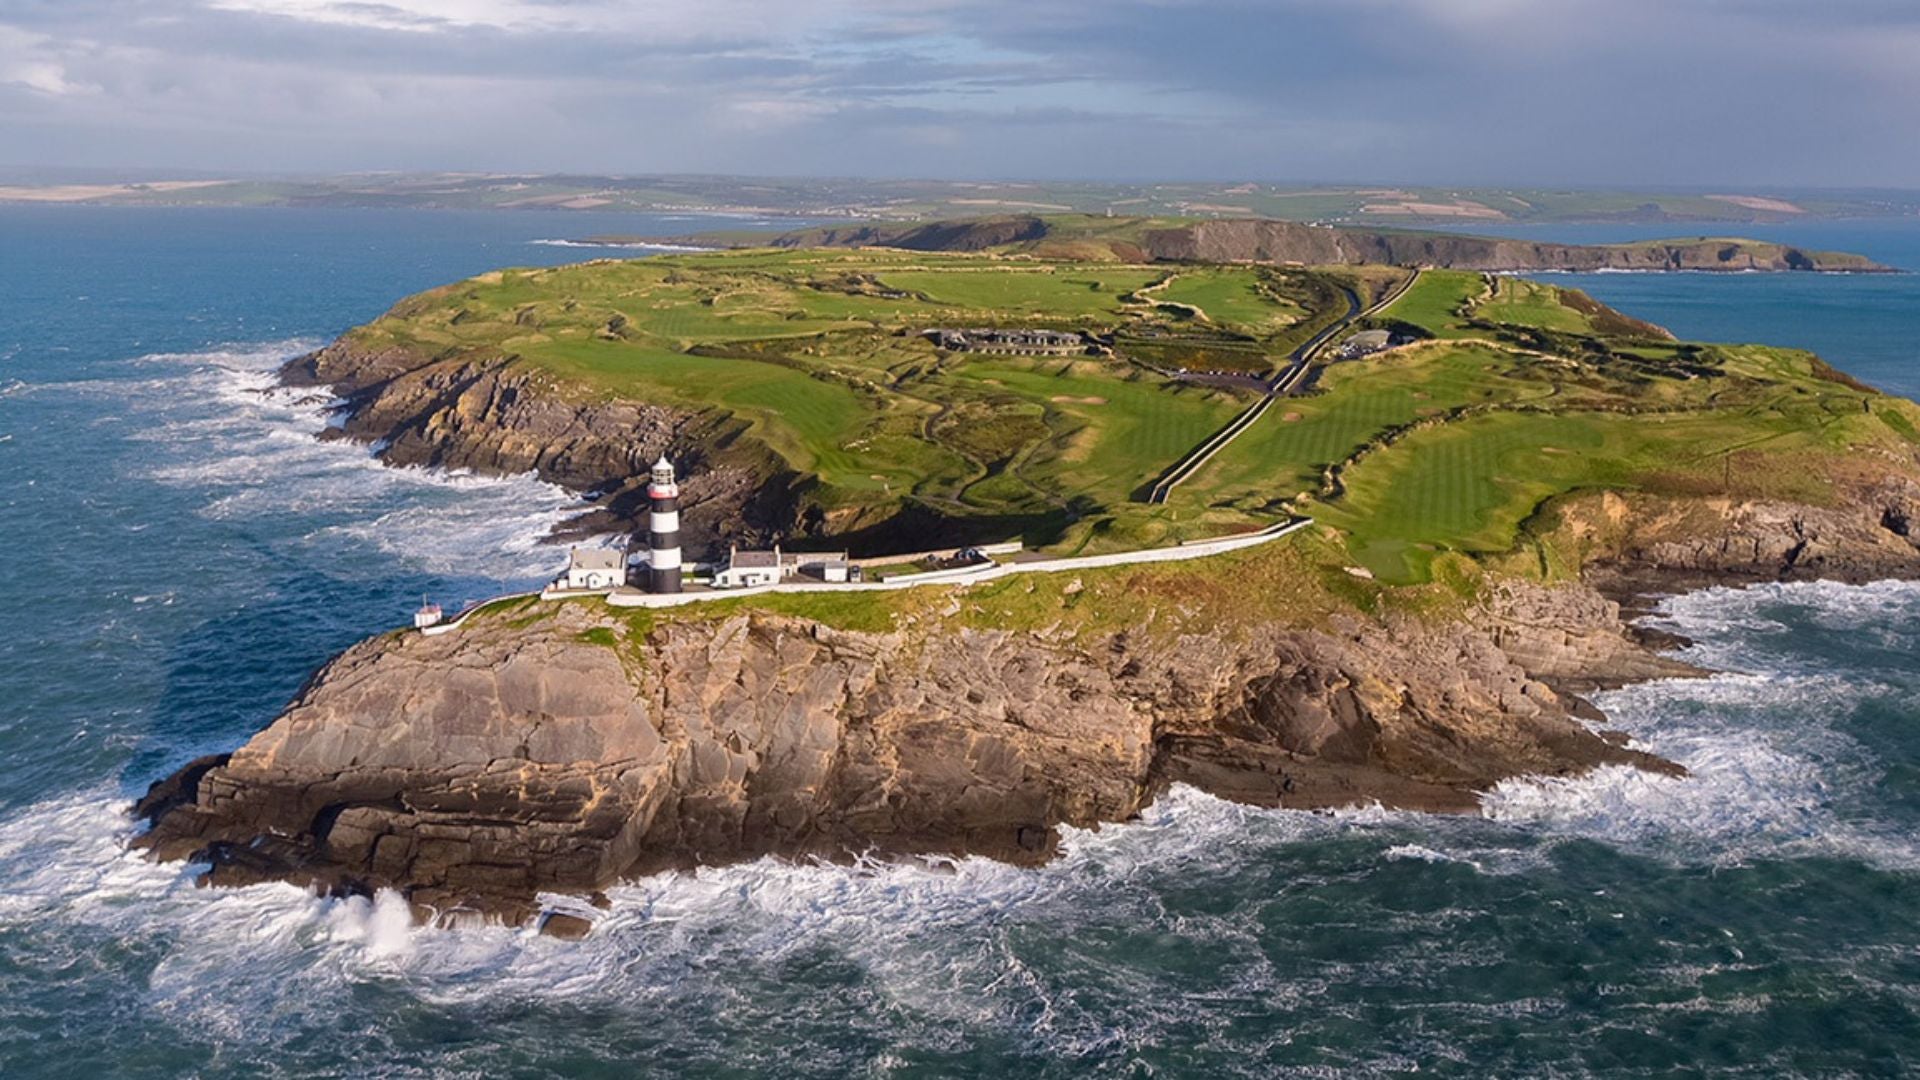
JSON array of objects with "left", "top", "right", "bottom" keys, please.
[{"left": 646, "top": 454, "right": 683, "bottom": 594}]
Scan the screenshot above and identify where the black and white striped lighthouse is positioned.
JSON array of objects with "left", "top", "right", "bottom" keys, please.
[{"left": 646, "top": 455, "right": 683, "bottom": 594}]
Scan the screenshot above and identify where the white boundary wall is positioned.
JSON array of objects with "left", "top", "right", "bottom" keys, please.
[
  {"left": 600, "top": 518, "right": 1311, "bottom": 611},
  {"left": 421, "top": 519, "right": 1311, "bottom": 631},
  {"left": 846, "top": 540, "right": 1023, "bottom": 569},
  {"left": 420, "top": 591, "right": 543, "bottom": 637}
]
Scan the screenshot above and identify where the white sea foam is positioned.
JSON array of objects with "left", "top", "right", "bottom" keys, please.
[
  {"left": 111, "top": 340, "right": 590, "bottom": 581},
  {"left": 1384, "top": 844, "right": 1483, "bottom": 869},
  {"left": 1649, "top": 578, "right": 1920, "bottom": 661},
  {"left": 1486, "top": 579, "right": 1920, "bottom": 870},
  {"left": 0, "top": 782, "right": 1397, "bottom": 1029},
  {"left": 528, "top": 239, "right": 716, "bottom": 253}
]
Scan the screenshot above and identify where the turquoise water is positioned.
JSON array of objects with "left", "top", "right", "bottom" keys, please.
[
  {"left": 2, "top": 208, "right": 1919, "bottom": 1076},
  {"left": 1443, "top": 219, "right": 1920, "bottom": 399}
]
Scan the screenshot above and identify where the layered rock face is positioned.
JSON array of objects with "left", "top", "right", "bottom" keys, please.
[
  {"left": 1144, "top": 220, "right": 1889, "bottom": 273},
  {"left": 1561, "top": 477, "right": 1920, "bottom": 595},
  {"left": 283, "top": 341, "right": 790, "bottom": 546},
  {"left": 769, "top": 215, "right": 1890, "bottom": 273},
  {"left": 136, "top": 581, "right": 1685, "bottom": 931}
]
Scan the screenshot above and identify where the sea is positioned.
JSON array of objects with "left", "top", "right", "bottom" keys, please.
[{"left": 1, "top": 207, "right": 1918, "bottom": 1077}]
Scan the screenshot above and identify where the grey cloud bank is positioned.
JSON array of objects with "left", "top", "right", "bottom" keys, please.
[{"left": 0, "top": 0, "right": 1914, "bottom": 185}]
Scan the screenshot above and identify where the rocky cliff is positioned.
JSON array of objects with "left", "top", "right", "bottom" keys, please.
[
  {"left": 1545, "top": 470, "right": 1920, "bottom": 597},
  {"left": 758, "top": 215, "right": 1891, "bottom": 273},
  {"left": 1144, "top": 219, "right": 1890, "bottom": 273},
  {"left": 284, "top": 340, "right": 796, "bottom": 546},
  {"left": 133, "top": 458, "right": 1920, "bottom": 934},
  {"left": 135, "top": 575, "right": 1686, "bottom": 933}
]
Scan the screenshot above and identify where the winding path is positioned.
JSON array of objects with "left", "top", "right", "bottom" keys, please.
[{"left": 1145, "top": 268, "right": 1421, "bottom": 505}]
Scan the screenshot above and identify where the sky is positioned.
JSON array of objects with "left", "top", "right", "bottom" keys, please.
[{"left": 1, "top": 0, "right": 1917, "bottom": 186}]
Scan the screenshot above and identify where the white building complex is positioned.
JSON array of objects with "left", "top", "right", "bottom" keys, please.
[{"left": 711, "top": 544, "right": 855, "bottom": 589}]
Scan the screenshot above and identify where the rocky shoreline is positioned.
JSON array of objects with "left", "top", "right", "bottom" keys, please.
[
  {"left": 283, "top": 340, "right": 798, "bottom": 548},
  {"left": 133, "top": 575, "right": 1688, "bottom": 934},
  {"left": 753, "top": 215, "right": 1895, "bottom": 273},
  {"left": 129, "top": 333, "right": 1920, "bottom": 936},
  {"left": 130, "top": 465, "right": 1920, "bottom": 934}
]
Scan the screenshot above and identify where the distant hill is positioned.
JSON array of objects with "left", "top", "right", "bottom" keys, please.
[
  {"left": 744, "top": 214, "right": 1891, "bottom": 273},
  {"left": 6, "top": 174, "right": 1919, "bottom": 225}
]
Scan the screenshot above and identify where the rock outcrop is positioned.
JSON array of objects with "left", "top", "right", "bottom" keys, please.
[
  {"left": 131, "top": 440, "right": 1920, "bottom": 933},
  {"left": 1140, "top": 219, "right": 1891, "bottom": 273},
  {"left": 1556, "top": 475, "right": 1920, "bottom": 596},
  {"left": 136, "top": 576, "right": 1690, "bottom": 931},
  {"left": 758, "top": 215, "right": 1891, "bottom": 273},
  {"left": 284, "top": 340, "right": 796, "bottom": 546}
]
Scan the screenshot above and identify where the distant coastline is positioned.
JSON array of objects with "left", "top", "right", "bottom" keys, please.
[{"left": 5, "top": 173, "right": 1920, "bottom": 228}]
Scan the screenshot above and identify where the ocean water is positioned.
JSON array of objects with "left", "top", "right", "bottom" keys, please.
[
  {"left": 2, "top": 207, "right": 1919, "bottom": 1077},
  {"left": 1442, "top": 218, "right": 1920, "bottom": 400}
]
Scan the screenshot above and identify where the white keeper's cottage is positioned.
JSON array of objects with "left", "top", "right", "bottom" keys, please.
[
  {"left": 712, "top": 545, "right": 783, "bottom": 589},
  {"left": 561, "top": 546, "right": 626, "bottom": 591}
]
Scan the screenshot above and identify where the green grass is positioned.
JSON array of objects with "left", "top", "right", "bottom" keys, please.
[
  {"left": 1151, "top": 269, "right": 1302, "bottom": 335},
  {"left": 1316, "top": 382, "right": 1906, "bottom": 583},
  {"left": 951, "top": 359, "right": 1244, "bottom": 505},
  {"left": 876, "top": 267, "right": 1162, "bottom": 319},
  {"left": 1181, "top": 343, "right": 1548, "bottom": 508},
  {"left": 1473, "top": 278, "right": 1594, "bottom": 334},
  {"left": 348, "top": 243, "right": 1920, "bottom": 577},
  {"left": 350, "top": 248, "right": 1267, "bottom": 538},
  {"left": 528, "top": 340, "right": 890, "bottom": 488},
  {"left": 1378, "top": 270, "right": 1488, "bottom": 338}
]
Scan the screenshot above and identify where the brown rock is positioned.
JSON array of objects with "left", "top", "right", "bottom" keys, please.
[{"left": 135, "top": 583, "right": 1686, "bottom": 928}]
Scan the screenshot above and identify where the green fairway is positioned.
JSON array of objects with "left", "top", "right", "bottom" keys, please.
[
  {"left": 1472, "top": 278, "right": 1594, "bottom": 334},
  {"left": 345, "top": 247, "right": 1290, "bottom": 545},
  {"left": 951, "top": 359, "right": 1244, "bottom": 505},
  {"left": 1181, "top": 343, "right": 1548, "bottom": 510},
  {"left": 1150, "top": 269, "right": 1303, "bottom": 335},
  {"left": 876, "top": 267, "right": 1163, "bottom": 319},
  {"left": 344, "top": 243, "right": 1920, "bottom": 568},
  {"left": 1317, "top": 383, "right": 1902, "bottom": 583},
  {"left": 1377, "top": 269, "right": 1488, "bottom": 337}
]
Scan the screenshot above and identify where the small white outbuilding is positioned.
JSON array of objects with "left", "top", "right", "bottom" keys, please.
[
  {"left": 561, "top": 546, "right": 626, "bottom": 591},
  {"left": 712, "top": 546, "right": 782, "bottom": 589}
]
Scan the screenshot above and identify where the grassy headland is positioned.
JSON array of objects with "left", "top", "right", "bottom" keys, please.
[{"left": 335, "top": 242, "right": 1920, "bottom": 584}]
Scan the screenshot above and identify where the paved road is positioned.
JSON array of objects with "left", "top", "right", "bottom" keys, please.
[{"left": 1145, "top": 269, "right": 1420, "bottom": 505}]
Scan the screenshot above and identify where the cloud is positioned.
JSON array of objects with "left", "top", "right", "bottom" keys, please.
[
  {"left": 0, "top": 25, "right": 86, "bottom": 96},
  {"left": 0, "top": 0, "right": 1913, "bottom": 185}
]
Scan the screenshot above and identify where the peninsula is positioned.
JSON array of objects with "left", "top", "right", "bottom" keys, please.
[
  {"left": 614, "top": 213, "right": 1895, "bottom": 274},
  {"left": 136, "top": 232, "right": 1920, "bottom": 933}
]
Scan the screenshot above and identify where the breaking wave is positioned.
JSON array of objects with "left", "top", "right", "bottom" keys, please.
[
  {"left": 528, "top": 239, "right": 717, "bottom": 253},
  {"left": 106, "top": 340, "right": 588, "bottom": 582},
  {"left": 6, "top": 578, "right": 1915, "bottom": 1071},
  {"left": 1485, "top": 579, "right": 1920, "bottom": 870}
]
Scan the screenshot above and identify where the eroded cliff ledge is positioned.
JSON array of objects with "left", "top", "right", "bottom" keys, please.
[
  {"left": 756, "top": 215, "right": 1893, "bottom": 273},
  {"left": 133, "top": 462, "right": 1920, "bottom": 934},
  {"left": 283, "top": 340, "right": 796, "bottom": 547},
  {"left": 135, "top": 573, "right": 1684, "bottom": 931}
]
